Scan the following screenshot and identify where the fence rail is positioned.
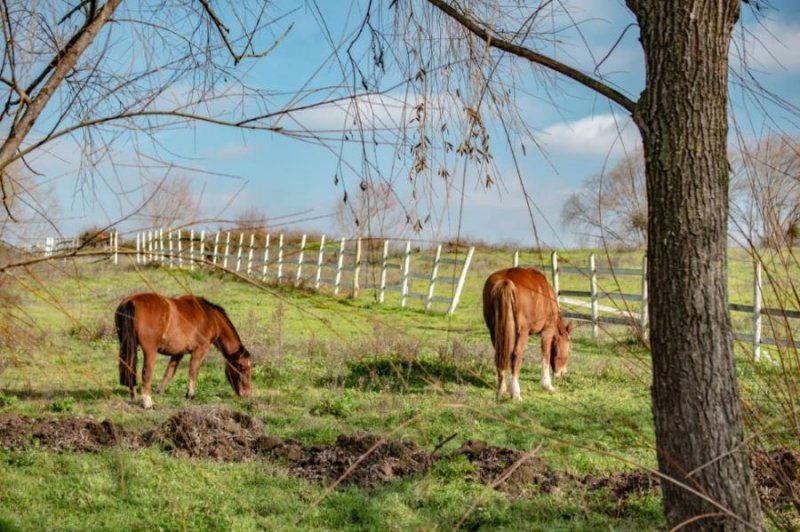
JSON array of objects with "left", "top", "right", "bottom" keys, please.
[
  {"left": 128, "top": 229, "right": 474, "bottom": 315},
  {"left": 514, "top": 251, "right": 798, "bottom": 361}
]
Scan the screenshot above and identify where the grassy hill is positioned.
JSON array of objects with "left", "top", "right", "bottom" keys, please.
[{"left": 0, "top": 248, "right": 796, "bottom": 530}]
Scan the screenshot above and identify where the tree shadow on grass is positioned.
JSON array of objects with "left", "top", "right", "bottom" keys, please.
[{"left": 318, "top": 356, "right": 493, "bottom": 393}]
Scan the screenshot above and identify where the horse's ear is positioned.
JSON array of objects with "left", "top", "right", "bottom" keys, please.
[{"left": 566, "top": 319, "right": 575, "bottom": 334}]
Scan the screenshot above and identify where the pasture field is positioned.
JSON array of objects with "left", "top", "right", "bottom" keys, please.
[{"left": 0, "top": 248, "right": 797, "bottom": 531}]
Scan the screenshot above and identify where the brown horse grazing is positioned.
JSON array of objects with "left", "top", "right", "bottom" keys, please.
[
  {"left": 115, "top": 293, "right": 252, "bottom": 409},
  {"left": 482, "top": 267, "right": 575, "bottom": 400}
]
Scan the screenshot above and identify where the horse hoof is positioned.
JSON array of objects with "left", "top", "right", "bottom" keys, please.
[{"left": 142, "top": 395, "right": 153, "bottom": 409}]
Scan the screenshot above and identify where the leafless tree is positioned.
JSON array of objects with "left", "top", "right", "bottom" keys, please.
[
  {"left": 230, "top": 207, "right": 269, "bottom": 238},
  {"left": 561, "top": 150, "right": 647, "bottom": 249},
  {"left": 139, "top": 175, "right": 201, "bottom": 230},
  {"left": 731, "top": 133, "right": 800, "bottom": 248},
  {"left": 0, "top": 1, "right": 299, "bottom": 228},
  {"left": 334, "top": 180, "right": 410, "bottom": 239}
]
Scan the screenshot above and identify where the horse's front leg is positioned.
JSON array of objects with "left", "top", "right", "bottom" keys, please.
[
  {"left": 141, "top": 348, "right": 158, "bottom": 409},
  {"left": 157, "top": 355, "right": 184, "bottom": 394},
  {"left": 186, "top": 345, "right": 211, "bottom": 399},
  {"left": 540, "top": 333, "right": 555, "bottom": 392}
]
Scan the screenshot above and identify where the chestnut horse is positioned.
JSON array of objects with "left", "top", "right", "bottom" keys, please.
[
  {"left": 482, "top": 267, "right": 575, "bottom": 400},
  {"left": 115, "top": 293, "right": 252, "bottom": 409}
]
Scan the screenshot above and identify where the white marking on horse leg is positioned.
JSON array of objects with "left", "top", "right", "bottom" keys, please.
[
  {"left": 142, "top": 394, "right": 153, "bottom": 409},
  {"left": 511, "top": 375, "right": 522, "bottom": 400},
  {"left": 541, "top": 362, "right": 554, "bottom": 392}
]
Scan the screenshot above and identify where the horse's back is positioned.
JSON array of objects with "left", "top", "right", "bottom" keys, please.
[{"left": 483, "top": 268, "right": 558, "bottom": 332}]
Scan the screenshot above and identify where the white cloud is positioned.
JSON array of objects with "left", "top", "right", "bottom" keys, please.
[
  {"left": 738, "top": 19, "right": 800, "bottom": 73},
  {"left": 540, "top": 114, "right": 640, "bottom": 158}
]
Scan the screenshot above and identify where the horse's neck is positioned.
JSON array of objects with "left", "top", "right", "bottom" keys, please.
[{"left": 215, "top": 320, "right": 242, "bottom": 356}]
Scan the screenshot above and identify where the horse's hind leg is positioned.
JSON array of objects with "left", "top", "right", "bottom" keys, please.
[
  {"left": 496, "top": 367, "right": 507, "bottom": 399},
  {"left": 157, "top": 355, "right": 184, "bottom": 394},
  {"left": 140, "top": 347, "right": 158, "bottom": 409}
]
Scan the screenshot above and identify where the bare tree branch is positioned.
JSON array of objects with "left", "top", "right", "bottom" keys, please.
[{"left": 425, "top": 0, "right": 637, "bottom": 114}]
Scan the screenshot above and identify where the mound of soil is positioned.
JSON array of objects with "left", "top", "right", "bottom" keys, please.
[
  {"left": 586, "top": 471, "right": 660, "bottom": 500},
  {"left": 145, "top": 406, "right": 265, "bottom": 461},
  {"left": 0, "top": 413, "right": 141, "bottom": 452},
  {"left": 453, "top": 439, "right": 560, "bottom": 497},
  {"left": 275, "top": 432, "right": 435, "bottom": 489}
]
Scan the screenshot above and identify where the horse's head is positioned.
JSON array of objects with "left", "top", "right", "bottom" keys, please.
[
  {"left": 225, "top": 347, "right": 252, "bottom": 398},
  {"left": 551, "top": 319, "right": 575, "bottom": 377}
]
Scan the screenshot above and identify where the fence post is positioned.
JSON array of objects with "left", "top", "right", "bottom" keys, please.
[
  {"left": 114, "top": 231, "right": 119, "bottom": 265},
  {"left": 146, "top": 230, "right": 152, "bottom": 263},
  {"left": 223, "top": 232, "right": 231, "bottom": 269},
  {"left": 334, "top": 237, "right": 346, "bottom": 296},
  {"left": 400, "top": 241, "right": 411, "bottom": 308},
  {"left": 551, "top": 251, "right": 560, "bottom": 303},
  {"left": 295, "top": 234, "right": 307, "bottom": 286},
  {"left": 167, "top": 230, "right": 174, "bottom": 267},
  {"left": 235, "top": 233, "right": 244, "bottom": 272},
  {"left": 513, "top": 250, "right": 519, "bottom": 268},
  {"left": 315, "top": 235, "right": 326, "bottom": 289},
  {"left": 247, "top": 234, "right": 255, "bottom": 276},
  {"left": 641, "top": 256, "right": 649, "bottom": 340},
  {"left": 353, "top": 238, "right": 362, "bottom": 298},
  {"left": 425, "top": 245, "right": 443, "bottom": 311},
  {"left": 199, "top": 230, "right": 206, "bottom": 268},
  {"left": 590, "top": 254, "right": 598, "bottom": 339},
  {"left": 379, "top": 240, "right": 389, "bottom": 304},
  {"left": 277, "top": 234, "right": 284, "bottom": 283},
  {"left": 159, "top": 228, "right": 165, "bottom": 263},
  {"left": 136, "top": 232, "right": 141, "bottom": 264},
  {"left": 188, "top": 230, "right": 195, "bottom": 269},
  {"left": 447, "top": 246, "right": 475, "bottom": 315},
  {"left": 177, "top": 230, "right": 183, "bottom": 268},
  {"left": 753, "top": 260, "right": 762, "bottom": 362},
  {"left": 212, "top": 232, "right": 220, "bottom": 266},
  {"left": 262, "top": 233, "right": 271, "bottom": 281}
]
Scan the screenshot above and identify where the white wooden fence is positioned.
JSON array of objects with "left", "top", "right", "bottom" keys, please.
[
  {"left": 514, "top": 251, "right": 799, "bottom": 361},
  {"left": 129, "top": 229, "right": 475, "bottom": 315},
  {"left": 513, "top": 251, "right": 648, "bottom": 340}
]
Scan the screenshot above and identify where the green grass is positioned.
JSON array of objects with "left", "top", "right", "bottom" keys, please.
[{"left": 0, "top": 250, "right": 797, "bottom": 530}]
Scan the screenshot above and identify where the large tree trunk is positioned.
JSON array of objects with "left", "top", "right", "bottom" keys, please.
[{"left": 632, "top": 1, "right": 762, "bottom": 529}]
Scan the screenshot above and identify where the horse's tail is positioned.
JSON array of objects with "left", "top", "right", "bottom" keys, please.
[
  {"left": 115, "top": 300, "right": 138, "bottom": 388},
  {"left": 491, "top": 279, "right": 517, "bottom": 372}
]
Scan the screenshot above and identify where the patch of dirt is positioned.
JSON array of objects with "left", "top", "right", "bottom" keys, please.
[
  {"left": 452, "top": 439, "right": 562, "bottom": 497},
  {"left": 752, "top": 447, "right": 800, "bottom": 508},
  {"left": 273, "top": 432, "right": 435, "bottom": 489},
  {"left": 145, "top": 406, "right": 264, "bottom": 461},
  {"left": 3, "top": 406, "right": 795, "bottom": 509},
  {"left": 0, "top": 413, "right": 141, "bottom": 452},
  {"left": 586, "top": 471, "right": 660, "bottom": 501}
]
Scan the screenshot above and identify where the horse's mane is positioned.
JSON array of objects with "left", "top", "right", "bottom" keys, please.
[{"left": 197, "top": 297, "right": 241, "bottom": 341}]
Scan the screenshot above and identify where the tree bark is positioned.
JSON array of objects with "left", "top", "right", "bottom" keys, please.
[{"left": 631, "top": 1, "right": 762, "bottom": 529}]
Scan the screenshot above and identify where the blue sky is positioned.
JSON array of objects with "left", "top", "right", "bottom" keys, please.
[{"left": 26, "top": 0, "right": 800, "bottom": 249}]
